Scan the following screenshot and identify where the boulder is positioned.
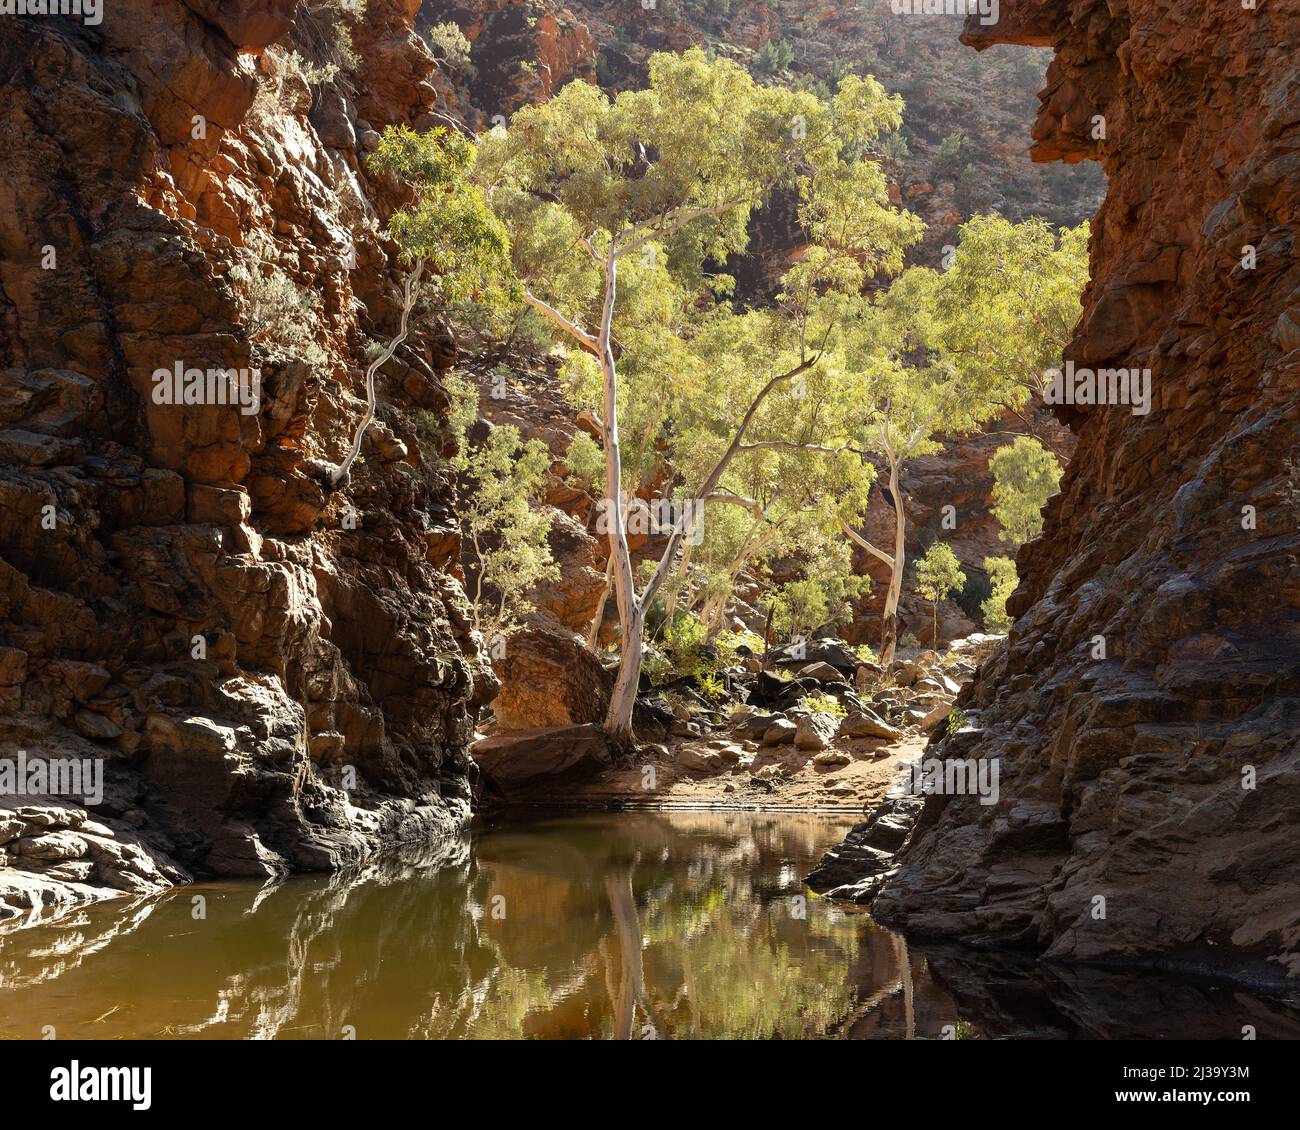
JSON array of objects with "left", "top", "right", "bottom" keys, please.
[
  {"left": 760, "top": 718, "right": 797, "bottom": 746},
  {"left": 470, "top": 724, "right": 612, "bottom": 793},
  {"left": 704, "top": 742, "right": 744, "bottom": 764},
  {"left": 794, "top": 713, "right": 838, "bottom": 751},
  {"left": 839, "top": 710, "right": 902, "bottom": 742},
  {"left": 10, "top": 830, "right": 88, "bottom": 861},
  {"left": 753, "top": 670, "right": 789, "bottom": 704},
  {"left": 491, "top": 625, "right": 611, "bottom": 731},
  {"left": 855, "top": 662, "right": 883, "bottom": 689},
  {"left": 796, "top": 661, "right": 843, "bottom": 683},
  {"left": 633, "top": 697, "right": 676, "bottom": 736},
  {"left": 531, "top": 514, "right": 607, "bottom": 633},
  {"left": 772, "top": 637, "right": 861, "bottom": 672},
  {"left": 675, "top": 747, "right": 724, "bottom": 773},
  {"left": 733, "top": 711, "right": 782, "bottom": 739}
]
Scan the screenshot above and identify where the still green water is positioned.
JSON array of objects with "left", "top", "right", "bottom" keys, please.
[{"left": 1, "top": 810, "right": 1298, "bottom": 1040}]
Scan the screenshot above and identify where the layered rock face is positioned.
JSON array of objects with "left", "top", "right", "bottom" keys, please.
[
  {"left": 0, "top": 1, "right": 492, "bottom": 908},
  {"left": 861, "top": 0, "right": 1300, "bottom": 981}
]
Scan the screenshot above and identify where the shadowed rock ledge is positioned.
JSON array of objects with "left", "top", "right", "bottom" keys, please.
[{"left": 819, "top": 0, "right": 1300, "bottom": 983}]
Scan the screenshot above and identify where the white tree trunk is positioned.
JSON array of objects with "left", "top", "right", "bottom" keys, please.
[
  {"left": 587, "top": 555, "right": 614, "bottom": 650},
  {"left": 879, "top": 444, "right": 906, "bottom": 668},
  {"left": 596, "top": 247, "right": 643, "bottom": 742},
  {"left": 604, "top": 605, "right": 644, "bottom": 743},
  {"left": 332, "top": 260, "right": 424, "bottom": 486}
]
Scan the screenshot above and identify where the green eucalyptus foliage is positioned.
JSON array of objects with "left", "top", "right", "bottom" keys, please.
[
  {"left": 446, "top": 378, "right": 559, "bottom": 638},
  {"left": 368, "top": 125, "right": 517, "bottom": 314},
  {"left": 989, "top": 435, "right": 1064, "bottom": 547},
  {"left": 915, "top": 214, "right": 1090, "bottom": 406},
  {"left": 915, "top": 541, "right": 967, "bottom": 644},
  {"left": 980, "top": 555, "right": 1018, "bottom": 634}
]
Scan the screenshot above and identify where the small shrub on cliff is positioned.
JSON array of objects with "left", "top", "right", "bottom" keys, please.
[
  {"left": 934, "top": 131, "right": 967, "bottom": 175},
  {"left": 877, "top": 130, "right": 910, "bottom": 164},
  {"left": 427, "top": 21, "right": 476, "bottom": 78},
  {"left": 285, "top": 50, "right": 339, "bottom": 86},
  {"left": 228, "top": 260, "right": 329, "bottom": 369},
  {"left": 302, "top": 0, "right": 367, "bottom": 73}
]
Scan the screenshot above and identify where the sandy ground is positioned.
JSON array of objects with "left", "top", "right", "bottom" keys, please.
[{"left": 506, "top": 731, "right": 930, "bottom": 812}]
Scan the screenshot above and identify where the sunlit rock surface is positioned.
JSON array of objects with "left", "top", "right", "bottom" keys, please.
[{"left": 0, "top": 1, "right": 492, "bottom": 909}]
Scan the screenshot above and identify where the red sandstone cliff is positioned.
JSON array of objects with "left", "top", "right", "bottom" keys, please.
[
  {"left": 0, "top": 0, "right": 493, "bottom": 911},
  {"left": 864, "top": 0, "right": 1300, "bottom": 980}
]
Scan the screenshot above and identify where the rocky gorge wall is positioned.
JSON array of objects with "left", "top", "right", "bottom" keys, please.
[
  {"left": 852, "top": 0, "right": 1300, "bottom": 982},
  {"left": 0, "top": 0, "right": 494, "bottom": 917}
]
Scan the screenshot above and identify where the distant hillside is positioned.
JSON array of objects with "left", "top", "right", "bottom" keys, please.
[{"left": 420, "top": 0, "right": 1106, "bottom": 268}]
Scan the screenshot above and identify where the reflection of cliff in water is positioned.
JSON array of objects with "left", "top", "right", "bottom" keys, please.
[
  {"left": 1, "top": 811, "right": 1297, "bottom": 1040},
  {"left": 912, "top": 943, "right": 1300, "bottom": 1041}
]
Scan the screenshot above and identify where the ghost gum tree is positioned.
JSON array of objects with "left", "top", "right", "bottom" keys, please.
[
  {"left": 474, "top": 49, "right": 920, "bottom": 741},
  {"left": 833, "top": 214, "right": 1087, "bottom": 665},
  {"left": 924, "top": 214, "right": 1089, "bottom": 433},
  {"left": 331, "top": 126, "right": 514, "bottom": 487}
]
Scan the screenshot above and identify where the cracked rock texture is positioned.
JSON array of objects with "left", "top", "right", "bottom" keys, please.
[
  {"left": 858, "top": 0, "right": 1300, "bottom": 982},
  {"left": 0, "top": 0, "right": 494, "bottom": 915}
]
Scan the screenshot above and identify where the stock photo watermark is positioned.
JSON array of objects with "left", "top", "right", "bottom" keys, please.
[
  {"left": 890, "top": 0, "right": 1000, "bottom": 25},
  {"left": 1043, "top": 360, "right": 1152, "bottom": 416},
  {"left": 0, "top": 0, "right": 101, "bottom": 24},
  {"left": 595, "top": 492, "right": 706, "bottom": 545},
  {"left": 900, "top": 755, "right": 1000, "bottom": 805},
  {"left": 0, "top": 750, "right": 104, "bottom": 806},
  {"left": 151, "top": 361, "right": 262, "bottom": 416}
]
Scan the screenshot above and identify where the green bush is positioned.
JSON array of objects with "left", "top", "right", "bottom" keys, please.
[
  {"left": 228, "top": 260, "right": 328, "bottom": 368},
  {"left": 799, "top": 692, "right": 847, "bottom": 719},
  {"left": 753, "top": 38, "right": 794, "bottom": 77},
  {"left": 427, "top": 21, "right": 475, "bottom": 78},
  {"left": 564, "top": 431, "right": 604, "bottom": 491},
  {"left": 980, "top": 556, "right": 1018, "bottom": 633}
]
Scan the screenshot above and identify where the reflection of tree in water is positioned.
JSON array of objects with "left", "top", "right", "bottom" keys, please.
[
  {"left": 0, "top": 812, "right": 892, "bottom": 1039},
  {"left": 9, "top": 811, "right": 1288, "bottom": 1039},
  {"left": 472, "top": 812, "right": 901, "bottom": 1039}
]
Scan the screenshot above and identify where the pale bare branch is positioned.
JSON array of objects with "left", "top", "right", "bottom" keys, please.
[
  {"left": 838, "top": 518, "right": 894, "bottom": 568},
  {"left": 523, "top": 289, "right": 599, "bottom": 354}
]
